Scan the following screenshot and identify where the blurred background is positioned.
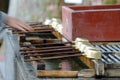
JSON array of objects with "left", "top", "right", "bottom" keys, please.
[{"left": 0, "top": 0, "right": 120, "bottom": 22}]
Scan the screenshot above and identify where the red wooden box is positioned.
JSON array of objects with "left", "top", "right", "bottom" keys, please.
[{"left": 62, "top": 5, "right": 120, "bottom": 41}]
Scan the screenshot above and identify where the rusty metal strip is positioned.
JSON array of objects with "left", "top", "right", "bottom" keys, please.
[
  {"left": 21, "top": 47, "right": 75, "bottom": 54},
  {"left": 15, "top": 30, "right": 54, "bottom": 34},
  {"left": 21, "top": 42, "right": 71, "bottom": 47},
  {"left": 24, "top": 51, "right": 81, "bottom": 57},
  {"left": 24, "top": 53, "right": 82, "bottom": 61},
  {"left": 20, "top": 45, "right": 72, "bottom": 51}
]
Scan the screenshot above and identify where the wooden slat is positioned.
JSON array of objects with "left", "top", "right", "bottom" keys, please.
[{"left": 37, "top": 70, "right": 78, "bottom": 77}]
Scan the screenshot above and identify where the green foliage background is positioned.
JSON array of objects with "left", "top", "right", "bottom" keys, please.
[{"left": 103, "top": 0, "right": 117, "bottom": 4}]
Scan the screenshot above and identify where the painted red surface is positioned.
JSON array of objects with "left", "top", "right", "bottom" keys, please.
[{"left": 62, "top": 5, "right": 120, "bottom": 41}]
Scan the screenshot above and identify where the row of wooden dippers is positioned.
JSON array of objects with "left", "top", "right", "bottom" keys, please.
[{"left": 74, "top": 38, "right": 101, "bottom": 59}]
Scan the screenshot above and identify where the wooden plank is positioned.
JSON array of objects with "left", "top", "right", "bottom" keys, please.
[
  {"left": 37, "top": 70, "right": 78, "bottom": 77},
  {"left": 78, "top": 55, "right": 95, "bottom": 69}
]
